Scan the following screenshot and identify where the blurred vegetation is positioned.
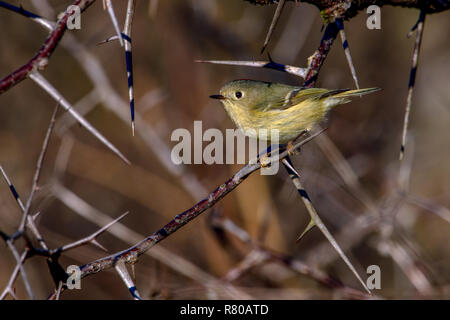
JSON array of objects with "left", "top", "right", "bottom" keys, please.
[{"left": 0, "top": 0, "right": 449, "bottom": 299}]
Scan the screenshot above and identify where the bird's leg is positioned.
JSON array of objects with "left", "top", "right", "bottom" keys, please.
[
  {"left": 259, "top": 145, "right": 272, "bottom": 168},
  {"left": 258, "top": 144, "right": 279, "bottom": 168},
  {"left": 259, "top": 130, "right": 308, "bottom": 166},
  {"left": 287, "top": 141, "right": 296, "bottom": 156}
]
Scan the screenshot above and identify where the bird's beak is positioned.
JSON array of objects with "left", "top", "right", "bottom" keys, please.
[{"left": 209, "top": 94, "right": 226, "bottom": 100}]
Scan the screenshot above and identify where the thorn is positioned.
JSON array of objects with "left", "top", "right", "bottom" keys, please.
[
  {"left": 28, "top": 72, "right": 131, "bottom": 165},
  {"left": 96, "top": 35, "right": 119, "bottom": 45},
  {"left": 194, "top": 59, "right": 307, "bottom": 79},
  {"left": 32, "top": 211, "right": 41, "bottom": 221},
  {"left": 336, "top": 19, "right": 360, "bottom": 89},
  {"left": 283, "top": 158, "right": 371, "bottom": 294},
  {"left": 281, "top": 158, "right": 300, "bottom": 177},
  {"left": 104, "top": 0, "right": 124, "bottom": 47},
  {"left": 115, "top": 261, "right": 142, "bottom": 300},
  {"left": 296, "top": 219, "right": 316, "bottom": 243},
  {"left": 90, "top": 239, "right": 108, "bottom": 252},
  {"left": 400, "top": 11, "right": 425, "bottom": 162},
  {"left": 261, "top": 0, "right": 286, "bottom": 54},
  {"left": 407, "top": 11, "right": 424, "bottom": 38}
]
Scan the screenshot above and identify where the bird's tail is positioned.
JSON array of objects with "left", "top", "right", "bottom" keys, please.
[
  {"left": 322, "top": 87, "right": 380, "bottom": 109},
  {"left": 332, "top": 87, "right": 381, "bottom": 98}
]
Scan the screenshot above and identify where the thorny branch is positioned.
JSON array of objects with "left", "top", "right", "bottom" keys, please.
[
  {"left": 77, "top": 132, "right": 325, "bottom": 285},
  {"left": 0, "top": 0, "right": 96, "bottom": 93},
  {"left": 0, "top": 104, "right": 125, "bottom": 299},
  {"left": 50, "top": 181, "right": 251, "bottom": 299},
  {"left": 246, "top": 0, "right": 449, "bottom": 17},
  {"left": 18, "top": 104, "right": 59, "bottom": 234},
  {"left": 0, "top": 104, "right": 59, "bottom": 299},
  {"left": 0, "top": 0, "right": 130, "bottom": 165}
]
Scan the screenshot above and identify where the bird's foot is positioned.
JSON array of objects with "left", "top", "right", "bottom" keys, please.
[
  {"left": 287, "top": 141, "right": 297, "bottom": 157},
  {"left": 260, "top": 153, "right": 271, "bottom": 168}
]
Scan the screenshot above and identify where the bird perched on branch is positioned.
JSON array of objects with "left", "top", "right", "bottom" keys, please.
[{"left": 210, "top": 79, "right": 380, "bottom": 145}]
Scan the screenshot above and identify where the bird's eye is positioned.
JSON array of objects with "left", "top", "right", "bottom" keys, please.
[{"left": 235, "top": 91, "right": 243, "bottom": 99}]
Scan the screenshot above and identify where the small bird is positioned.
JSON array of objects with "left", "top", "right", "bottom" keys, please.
[{"left": 210, "top": 80, "right": 380, "bottom": 144}]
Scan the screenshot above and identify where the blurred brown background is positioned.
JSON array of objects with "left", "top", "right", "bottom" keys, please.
[{"left": 0, "top": 0, "right": 449, "bottom": 299}]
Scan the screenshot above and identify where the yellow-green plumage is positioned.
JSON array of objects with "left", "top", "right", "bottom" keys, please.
[{"left": 212, "top": 80, "right": 380, "bottom": 143}]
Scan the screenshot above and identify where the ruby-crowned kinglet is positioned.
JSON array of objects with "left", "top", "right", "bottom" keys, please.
[{"left": 210, "top": 79, "right": 380, "bottom": 143}]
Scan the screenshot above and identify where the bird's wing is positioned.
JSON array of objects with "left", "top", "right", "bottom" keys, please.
[{"left": 255, "top": 88, "right": 348, "bottom": 111}]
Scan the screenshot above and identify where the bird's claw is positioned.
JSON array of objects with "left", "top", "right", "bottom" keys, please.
[
  {"left": 287, "top": 141, "right": 298, "bottom": 156},
  {"left": 260, "top": 153, "right": 271, "bottom": 168}
]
